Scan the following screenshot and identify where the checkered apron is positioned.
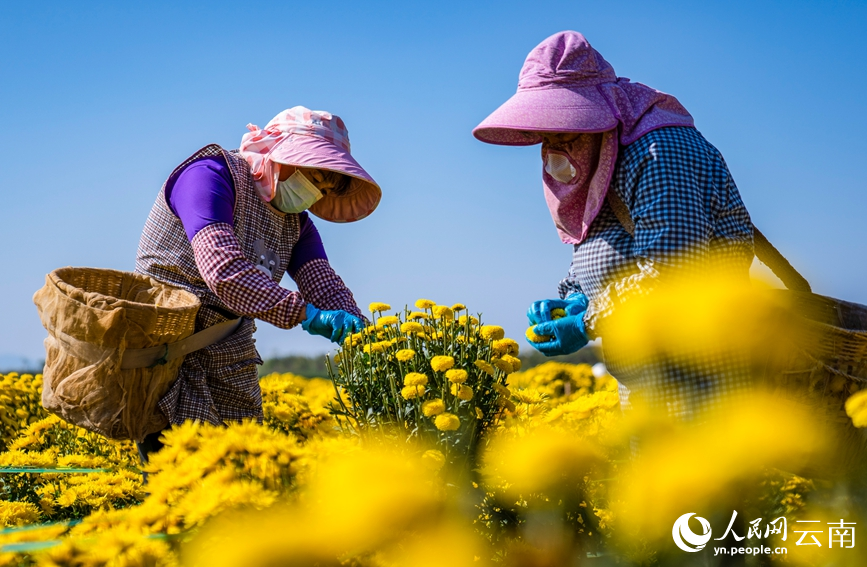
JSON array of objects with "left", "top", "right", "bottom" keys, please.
[
  {"left": 135, "top": 145, "right": 300, "bottom": 425},
  {"left": 558, "top": 127, "right": 755, "bottom": 420}
]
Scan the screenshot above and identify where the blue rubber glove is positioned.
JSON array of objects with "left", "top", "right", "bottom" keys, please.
[
  {"left": 527, "top": 293, "right": 589, "bottom": 325},
  {"left": 530, "top": 314, "right": 589, "bottom": 357},
  {"left": 301, "top": 305, "right": 365, "bottom": 344}
]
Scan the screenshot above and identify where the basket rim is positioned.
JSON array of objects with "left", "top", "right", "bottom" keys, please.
[{"left": 47, "top": 266, "right": 201, "bottom": 314}]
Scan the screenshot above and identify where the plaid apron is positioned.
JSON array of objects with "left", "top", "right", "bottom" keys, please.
[{"left": 135, "top": 145, "right": 300, "bottom": 425}]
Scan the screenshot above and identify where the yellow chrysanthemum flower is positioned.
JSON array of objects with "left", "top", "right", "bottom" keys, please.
[
  {"left": 479, "top": 325, "right": 505, "bottom": 341},
  {"left": 415, "top": 299, "right": 436, "bottom": 310},
  {"left": 512, "top": 389, "right": 545, "bottom": 405},
  {"left": 422, "top": 449, "right": 446, "bottom": 471},
  {"left": 401, "top": 385, "right": 426, "bottom": 400},
  {"left": 344, "top": 332, "right": 364, "bottom": 347},
  {"left": 845, "top": 390, "right": 867, "bottom": 428},
  {"left": 404, "top": 372, "right": 429, "bottom": 387},
  {"left": 474, "top": 360, "right": 495, "bottom": 377},
  {"left": 525, "top": 326, "right": 551, "bottom": 343},
  {"left": 492, "top": 338, "right": 520, "bottom": 357},
  {"left": 432, "top": 305, "right": 454, "bottom": 320},
  {"left": 430, "top": 356, "right": 455, "bottom": 372},
  {"left": 369, "top": 302, "right": 391, "bottom": 313},
  {"left": 496, "top": 397, "right": 517, "bottom": 412},
  {"left": 333, "top": 353, "right": 342, "bottom": 365},
  {"left": 492, "top": 358, "right": 514, "bottom": 374},
  {"left": 458, "top": 314, "right": 479, "bottom": 326},
  {"left": 551, "top": 308, "right": 567, "bottom": 319},
  {"left": 422, "top": 399, "right": 445, "bottom": 417},
  {"left": 493, "top": 384, "right": 511, "bottom": 397},
  {"left": 475, "top": 407, "right": 484, "bottom": 419},
  {"left": 445, "top": 369, "right": 468, "bottom": 384},
  {"left": 450, "top": 383, "right": 473, "bottom": 401},
  {"left": 375, "top": 315, "right": 400, "bottom": 328},
  {"left": 400, "top": 321, "right": 424, "bottom": 334},
  {"left": 502, "top": 354, "right": 522, "bottom": 372},
  {"left": 451, "top": 303, "right": 466, "bottom": 312},
  {"left": 434, "top": 413, "right": 460, "bottom": 431},
  {"left": 408, "top": 311, "right": 430, "bottom": 320},
  {"left": 395, "top": 349, "right": 416, "bottom": 362},
  {"left": 363, "top": 341, "right": 389, "bottom": 354}
]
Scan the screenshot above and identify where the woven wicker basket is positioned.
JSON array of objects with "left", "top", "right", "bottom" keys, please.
[
  {"left": 761, "top": 291, "right": 867, "bottom": 477},
  {"left": 33, "top": 267, "right": 201, "bottom": 441}
]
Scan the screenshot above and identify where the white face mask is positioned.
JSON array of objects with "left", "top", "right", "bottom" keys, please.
[
  {"left": 271, "top": 170, "right": 323, "bottom": 213},
  {"left": 544, "top": 151, "right": 578, "bottom": 183}
]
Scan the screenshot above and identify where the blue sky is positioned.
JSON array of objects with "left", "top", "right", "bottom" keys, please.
[{"left": 1, "top": 0, "right": 865, "bottom": 365}]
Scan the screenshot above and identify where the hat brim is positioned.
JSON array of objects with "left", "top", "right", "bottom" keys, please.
[
  {"left": 268, "top": 134, "right": 381, "bottom": 223},
  {"left": 473, "top": 86, "right": 618, "bottom": 146}
]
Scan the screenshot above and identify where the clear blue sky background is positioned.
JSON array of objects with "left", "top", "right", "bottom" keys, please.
[{"left": 2, "top": 0, "right": 865, "bottom": 366}]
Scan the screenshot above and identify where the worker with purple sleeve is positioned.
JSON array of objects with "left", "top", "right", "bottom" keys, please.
[{"left": 134, "top": 107, "right": 380, "bottom": 461}]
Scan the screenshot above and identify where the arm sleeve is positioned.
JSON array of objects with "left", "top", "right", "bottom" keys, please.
[
  {"left": 166, "top": 157, "right": 236, "bottom": 241},
  {"left": 583, "top": 137, "right": 715, "bottom": 333},
  {"left": 191, "top": 223, "right": 306, "bottom": 328},
  {"left": 287, "top": 212, "right": 328, "bottom": 279},
  {"left": 293, "top": 258, "right": 365, "bottom": 319},
  {"left": 558, "top": 269, "right": 586, "bottom": 300}
]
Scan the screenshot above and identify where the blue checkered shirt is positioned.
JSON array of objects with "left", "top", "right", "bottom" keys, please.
[{"left": 558, "top": 127, "right": 755, "bottom": 419}]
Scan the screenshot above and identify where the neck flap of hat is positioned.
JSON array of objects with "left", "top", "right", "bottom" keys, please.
[{"left": 528, "top": 32, "right": 694, "bottom": 244}]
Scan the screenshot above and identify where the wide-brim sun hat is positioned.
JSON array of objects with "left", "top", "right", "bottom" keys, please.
[
  {"left": 240, "top": 107, "right": 381, "bottom": 223},
  {"left": 473, "top": 31, "right": 620, "bottom": 146}
]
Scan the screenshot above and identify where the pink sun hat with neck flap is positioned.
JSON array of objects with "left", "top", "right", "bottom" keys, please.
[
  {"left": 473, "top": 31, "right": 693, "bottom": 146},
  {"left": 240, "top": 106, "right": 381, "bottom": 223}
]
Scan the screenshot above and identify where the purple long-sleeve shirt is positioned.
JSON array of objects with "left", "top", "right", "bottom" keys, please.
[{"left": 165, "top": 155, "right": 327, "bottom": 279}]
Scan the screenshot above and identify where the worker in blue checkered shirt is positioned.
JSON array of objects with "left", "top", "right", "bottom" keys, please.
[{"left": 474, "top": 32, "right": 754, "bottom": 420}]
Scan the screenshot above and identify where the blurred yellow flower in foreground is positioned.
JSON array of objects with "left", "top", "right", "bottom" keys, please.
[
  {"left": 845, "top": 390, "right": 867, "bottom": 427},
  {"left": 185, "top": 447, "right": 444, "bottom": 567},
  {"left": 484, "top": 427, "right": 602, "bottom": 499},
  {"left": 611, "top": 392, "right": 828, "bottom": 542},
  {"left": 601, "top": 271, "right": 800, "bottom": 369},
  {"left": 421, "top": 449, "right": 446, "bottom": 471}
]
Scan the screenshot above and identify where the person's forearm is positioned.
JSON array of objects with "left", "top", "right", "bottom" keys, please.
[
  {"left": 294, "top": 259, "right": 364, "bottom": 319},
  {"left": 192, "top": 223, "right": 306, "bottom": 328},
  {"left": 584, "top": 257, "right": 662, "bottom": 335}
]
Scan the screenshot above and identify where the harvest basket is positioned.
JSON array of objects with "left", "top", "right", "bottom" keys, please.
[
  {"left": 33, "top": 267, "right": 201, "bottom": 441},
  {"left": 606, "top": 190, "right": 867, "bottom": 476},
  {"left": 761, "top": 291, "right": 867, "bottom": 477}
]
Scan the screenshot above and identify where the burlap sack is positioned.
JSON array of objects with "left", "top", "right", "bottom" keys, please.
[{"left": 33, "top": 267, "right": 200, "bottom": 441}]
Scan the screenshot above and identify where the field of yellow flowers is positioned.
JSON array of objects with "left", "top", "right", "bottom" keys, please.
[{"left": 2, "top": 297, "right": 867, "bottom": 566}]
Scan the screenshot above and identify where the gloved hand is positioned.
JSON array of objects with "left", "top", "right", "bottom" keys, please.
[
  {"left": 527, "top": 293, "right": 589, "bottom": 325},
  {"left": 301, "top": 305, "right": 365, "bottom": 344},
  {"left": 529, "top": 314, "right": 589, "bottom": 357}
]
